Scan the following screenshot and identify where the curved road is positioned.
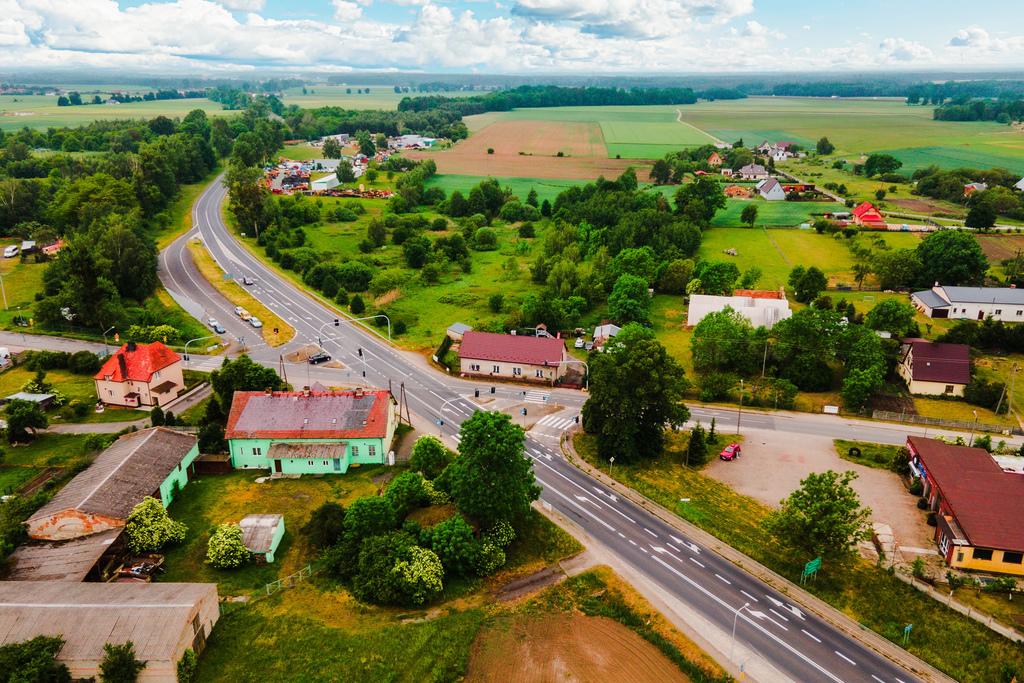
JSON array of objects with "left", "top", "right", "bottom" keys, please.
[{"left": 159, "top": 175, "right": 936, "bottom": 683}]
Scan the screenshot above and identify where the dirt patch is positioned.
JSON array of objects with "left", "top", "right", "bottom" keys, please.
[
  {"left": 891, "top": 198, "right": 959, "bottom": 215},
  {"left": 405, "top": 503, "right": 457, "bottom": 527},
  {"left": 978, "top": 234, "right": 1024, "bottom": 262},
  {"left": 374, "top": 289, "right": 401, "bottom": 307},
  {"left": 494, "top": 566, "right": 565, "bottom": 602},
  {"left": 406, "top": 119, "right": 648, "bottom": 180},
  {"left": 465, "top": 613, "right": 690, "bottom": 683}
]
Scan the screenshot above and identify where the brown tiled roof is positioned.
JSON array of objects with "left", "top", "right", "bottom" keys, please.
[
  {"left": 903, "top": 340, "right": 970, "bottom": 384},
  {"left": 908, "top": 436, "right": 1024, "bottom": 551},
  {"left": 459, "top": 331, "right": 565, "bottom": 366},
  {"left": 224, "top": 390, "right": 392, "bottom": 440}
]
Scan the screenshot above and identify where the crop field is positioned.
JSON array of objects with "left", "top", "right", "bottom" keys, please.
[
  {"left": 0, "top": 94, "right": 226, "bottom": 132},
  {"left": 406, "top": 119, "right": 642, "bottom": 179},
  {"left": 425, "top": 174, "right": 590, "bottom": 205},
  {"left": 879, "top": 145, "right": 1024, "bottom": 174},
  {"left": 710, "top": 199, "right": 847, "bottom": 228},
  {"left": 280, "top": 85, "right": 478, "bottom": 111}
]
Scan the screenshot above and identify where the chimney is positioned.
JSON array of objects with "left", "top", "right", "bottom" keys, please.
[
  {"left": 126, "top": 341, "right": 137, "bottom": 353},
  {"left": 117, "top": 353, "right": 128, "bottom": 379}
]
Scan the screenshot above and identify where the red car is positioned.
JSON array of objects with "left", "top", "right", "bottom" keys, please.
[{"left": 719, "top": 443, "right": 742, "bottom": 461}]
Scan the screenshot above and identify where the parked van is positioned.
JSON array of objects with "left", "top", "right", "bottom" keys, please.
[{"left": 3, "top": 245, "right": 19, "bottom": 258}]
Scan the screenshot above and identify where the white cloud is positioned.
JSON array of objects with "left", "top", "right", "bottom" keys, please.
[
  {"left": 511, "top": 0, "right": 753, "bottom": 39},
  {"left": 949, "top": 25, "right": 990, "bottom": 48},
  {"left": 741, "top": 20, "right": 784, "bottom": 40},
  {"left": 332, "top": 0, "right": 363, "bottom": 21},
  {"left": 878, "top": 37, "right": 933, "bottom": 63},
  {"left": 948, "top": 25, "right": 1024, "bottom": 53},
  {"left": 209, "top": 0, "right": 264, "bottom": 10}
]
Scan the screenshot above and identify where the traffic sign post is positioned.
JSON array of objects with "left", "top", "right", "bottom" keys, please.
[
  {"left": 902, "top": 623, "right": 912, "bottom": 645},
  {"left": 800, "top": 557, "right": 822, "bottom": 584}
]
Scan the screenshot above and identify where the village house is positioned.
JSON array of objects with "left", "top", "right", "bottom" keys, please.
[
  {"left": 25, "top": 428, "right": 199, "bottom": 541},
  {"left": 1016, "top": 177, "right": 1024, "bottom": 192},
  {"left": 736, "top": 163, "right": 769, "bottom": 181},
  {"left": 897, "top": 339, "right": 970, "bottom": 396},
  {"left": 458, "top": 330, "right": 568, "bottom": 384},
  {"left": 851, "top": 201, "right": 887, "bottom": 229},
  {"left": 94, "top": 341, "right": 184, "bottom": 408},
  {"left": 593, "top": 323, "right": 621, "bottom": 348},
  {"left": 225, "top": 388, "right": 397, "bottom": 475},
  {"left": 911, "top": 284, "right": 1024, "bottom": 322},
  {"left": 707, "top": 151, "right": 723, "bottom": 167},
  {"left": 0, "top": 581, "right": 219, "bottom": 682},
  {"left": 963, "top": 182, "right": 988, "bottom": 197},
  {"left": 908, "top": 436, "right": 1024, "bottom": 577},
  {"left": 687, "top": 289, "right": 792, "bottom": 329},
  {"left": 756, "top": 177, "right": 786, "bottom": 201}
]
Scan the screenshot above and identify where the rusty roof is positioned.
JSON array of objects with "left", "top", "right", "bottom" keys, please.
[{"left": 225, "top": 389, "right": 393, "bottom": 440}]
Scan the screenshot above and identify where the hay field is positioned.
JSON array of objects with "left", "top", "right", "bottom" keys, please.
[{"left": 0, "top": 94, "right": 226, "bottom": 132}]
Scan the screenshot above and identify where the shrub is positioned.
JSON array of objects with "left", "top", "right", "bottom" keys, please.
[
  {"left": 917, "top": 498, "right": 929, "bottom": 510},
  {"left": 484, "top": 520, "right": 516, "bottom": 548},
  {"left": 350, "top": 295, "right": 366, "bottom": 314},
  {"left": 301, "top": 502, "right": 346, "bottom": 549},
  {"left": 100, "top": 641, "right": 146, "bottom": 683},
  {"left": 124, "top": 497, "right": 187, "bottom": 554},
  {"left": 698, "top": 372, "right": 734, "bottom": 402},
  {"left": 206, "top": 524, "right": 250, "bottom": 569},
  {"left": 176, "top": 649, "right": 197, "bottom": 683},
  {"left": 430, "top": 218, "right": 448, "bottom": 231},
  {"left": 488, "top": 293, "right": 504, "bottom": 313},
  {"left": 0, "top": 636, "right": 70, "bottom": 682},
  {"left": 68, "top": 350, "right": 101, "bottom": 374},
  {"left": 473, "top": 541, "right": 505, "bottom": 576},
  {"left": 518, "top": 222, "right": 535, "bottom": 238},
  {"left": 410, "top": 435, "right": 453, "bottom": 479},
  {"left": 393, "top": 320, "right": 408, "bottom": 335},
  {"left": 908, "top": 479, "right": 923, "bottom": 496},
  {"left": 384, "top": 471, "right": 429, "bottom": 518},
  {"left": 425, "top": 514, "right": 479, "bottom": 576},
  {"left": 472, "top": 227, "right": 498, "bottom": 251}
]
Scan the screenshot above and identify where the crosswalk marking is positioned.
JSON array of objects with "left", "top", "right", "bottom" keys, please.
[
  {"left": 523, "top": 391, "right": 550, "bottom": 404},
  {"left": 536, "top": 415, "right": 576, "bottom": 430}
]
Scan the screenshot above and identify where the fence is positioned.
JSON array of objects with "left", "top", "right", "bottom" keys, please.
[
  {"left": 872, "top": 410, "right": 1019, "bottom": 435},
  {"left": 219, "top": 564, "right": 316, "bottom": 616},
  {"left": 263, "top": 564, "right": 314, "bottom": 596}
]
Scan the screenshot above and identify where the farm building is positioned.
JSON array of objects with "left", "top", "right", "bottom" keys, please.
[
  {"left": 458, "top": 331, "right": 567, "bottom": 384},
  {"left": 94, "top": 341, "right": 184, "bottom": 408},
  {"left": 593, "top": 323, "right": 621, "bottom": 347},
  {"left": 0, "top": 581, "right": 219, "bottom": 682},
  {"left": 311, "top": 173, "right": 339, "bottom": 191},
  {"left": 390, "top": 134, "right": 435, "bottom": 149},
  {"left": 5, "top": 528, "right": 123, "bottom": 582},
  {"left": 707, "top": 152, "right": 723, "bottom": 167},
  {"left": 41, "top": 239, "right": 64, "bottom": 257},
  {"left": 897, "top": 339, "right": 970, "bottom": 396},
  {"left": 26, "top": 428, "right": 199, "bottom": 541},
  {"left": 447, "top": 322, "right": 472, "bottom": 341},
  {"left": 911, "top": 285, "right": 1024, "bottom": 322},
  {"left": 963, "top": 182, "right": 988, "bottom": 197},
  {"left": 1, "top": 392, "right": 56, "bottom": 410},
  {"left": 724, "top": 184, "right": 753, "bottom": 198},
  {"left": 687, "top": 290, "right": 792, "bottom": 329},
  {"left": 737, "top": 164, "right": 768, "bottom": 181},
  {"left": 851, "top": 202, "right": 887, "bottom": 229},
  {"left": 225, "top": 388, "right": 397, "bottom": 475},
  {"left": 907, "top": 437, "right": 1024, "bottom": 577},
  {"left": 756, "top": 178, "right": 786, "bottom": 201},
  {"left": 240, "top": 514, "right": 286, "bottom": 563}
]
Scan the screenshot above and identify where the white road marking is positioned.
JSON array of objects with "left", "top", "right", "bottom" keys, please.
[
  {"left": 748, "top": 609, "right": 789, "bottom": 632},
  {"left": 640, "top": 547, "right": 648, "bottom": 554},
  {"left": 666, "top": 543, "right": 680, "bottom": 552},
  {"left": 768, "top": 608, "right": 790, "bottom": 622},
  {"left": 740, "top": 590, "right": 759, "bottom": 603},
  {"left": 643, "top": 527, "right": 658, "bottom": 538},
  {"left": 834, "top": 650, "right": 856, "bottom": 666},
  {"left": 689, "top": 557, "right": 705, "bottom": 568},
  {"left": 801, "top": 629, "right": 821, "bottom": 643},
  {"left": 714, "top": 573, "right": 732, "bottom": 585},
  {"left": 872, "top": 675, "right": 885, "bottom": 683},
  {"left": 628, "top": 539, "right": 637, "bottom": 546},
  {"left": 617, "top": 532, "right": 626, "bottom": 538}
]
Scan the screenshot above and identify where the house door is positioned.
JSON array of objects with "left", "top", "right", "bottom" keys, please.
[
  {"left": 978, "top": 310, "right": 985, "bottom": 320},
  {"left": 273, "top": 460, "right": 282, "bottom": 473}
]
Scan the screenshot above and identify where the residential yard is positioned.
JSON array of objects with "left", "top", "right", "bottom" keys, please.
[
  {"left": 0, "top": 365, "right": 148, "bottom": 424},
  {"left": 424, "top": 174, "right": 589, "bottom": 206},
  {"left": 573, "top": 431, "right": 1024, "bottom": 683},
  {"left": 912, "top": 396, "right": 1017, "bottom": 430},
  {"left": 709, "top": 200, "right": 847, "bottom": 228},
  {"left": 0, "top": 249, "right": 45, "bottom": 330},
  {"left": 2, "top": 433, "right": 110, "bottom": 468}
]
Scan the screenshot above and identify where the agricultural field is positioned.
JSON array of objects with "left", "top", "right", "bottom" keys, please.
[
  {"left": 0, "top": 94, "right": 227, "bottom": 132},
  {"left": 709, "top": 199, "right": 847, "bottom": 228},
  {"left": 279, "top": 85, "right": 477, "bottom": 111},
  {"left": 424, "top": 174, "right": 589, "bottom": 206}
]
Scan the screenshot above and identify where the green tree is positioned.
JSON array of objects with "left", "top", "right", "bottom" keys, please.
[
  {"left": 690, "top": 307, "right": 755, "bottom": 374},
  {"left": 0, "top": 636, "right": 70, "bottom": 683},
  {"left": 205, "top": 524, "right": 250, "bottom": 569},
  {"left": 915, "top": 229, "right": 988, "bottom": 286},
  {"left": 863, "top": 154, "right": 902, "bottom": 177},
  {"left": 355, "top": 130, "right": 376, "bottom": 157},
  {"left": 448, "top": 411, "right": 540, "bottom": 529},
  {"left": 350, "top": 294, "right": 365, "bottom": 314},
  {"left": 816, "top": 137, "right": 835, "bottom": 155},
  {"left": 210, "top": 355, "right": 284, "bottom": 407},
  {"left": 608, "top": 273, "right": 651, "bottom": 324},
  {"left": 425, "top": 513, "right": 480, "bottom": 576},
  {"left": 526, "top": 188, "right": 539, "bottom": 207},
  {"left": 124, "top": 497, "right": 187, "bottom": 554},
  {"left": 409, "top": 435, "right": 452, "bottom": 479},
  {"left": 865, "top": 298, "right": 918, "bottom": 336},
  {"left": 841, "top": 365, "right": 885, "bottom": 410},
  {"left": 872, "top": 248, "right": 920, "bottom": 290},
  {"left": 402, "top": 235, "right": 431, "bottom": 268},
  {"left": 150, "top": 406, "right": 165, "bottom": 427},
  {"left": 322, "top": 138, "right": 341, "bottom": 159},
  {"left": 673, "top": 176, "right": 726, "bottom": 224},
  {"left": 650, "top": 159, "right": 672, "bottom": 185},
  {"left": 4, "top": 399, "right": 48, "bottom": 443},
  {"left": 692, "top": 261, "right": 740, "bottom": 296},
  {"left": 99, "top": 641, "right": 146, "bottom": 683},
  {"left": 583, "top": 325, "right": 690, "bottom": 462},
  {"left": 658, "top": 258, "right": 694, "bottom": 294},
  {"left": 366, "top": 219, "right": 386, "bottom": 247},
  {"left": 764, "top": 470, "right": 872, "bottom": 559},
  {"left": 686, "top": 423, "right": 709, "bottom": 467},
  {"left": 301, "top": 502, "right": 346, "bottom": 549},
  {"left": 225, "top": 162, "right": 272, "bottom": 235},
  {"left": 741, "top": 203, "right": 758, "bottom": 228},
  {"left": 384, "top": 471, "right": 429, "bottom": 518},
  {"left": 966, "top": 202, "right": 997, "bottom": 230},
  {"left": 793, "top": 266, "right": 827, "bottom": 304}
]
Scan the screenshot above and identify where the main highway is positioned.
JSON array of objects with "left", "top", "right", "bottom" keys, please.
[{"left": 159, "top": 174, "right": 942, "bottom": 683}]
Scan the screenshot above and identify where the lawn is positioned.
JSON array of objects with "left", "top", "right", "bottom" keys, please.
[
  {"left": 0, "top": 365, "right": 148, "bottom": 424},
  {"left": 833, "top": 439, "right": 903, "bottom": 470},
  {"left": 573, "top": 432, "right": 1024, "bottom": 683},
  {"left": 425, "top": 174, "right": 590, "bottom": 206},
  {"left": 0, "top": 249, "right": 45, "bottom": 330},
  {"left": 0, "top": 466, "right": 42, "bottom": 495},
  {"left": 709, "top": 200, "right": 847, "bottom": 228},
  {"left": 0, "top": 94, "right": 228, "bottom": 133},
  {"left": 912, "top": 396, "right": 1017, "bottom": 430},
  {"left": 2, "top": 433, "right": 109, "bottom": 468}
]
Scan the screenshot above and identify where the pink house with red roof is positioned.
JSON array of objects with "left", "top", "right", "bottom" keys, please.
[
  {"left": 458, "top": 331, "right": 567, "bottom": 385},
  {"left": 851, "top": 201, "right": 887, "bottom": 228},
  {"left": 225, "top": 388, "right": 397, "bottom": 474},
  {"left": 94, "top": 341, "right": 184, "bottom": 408}
]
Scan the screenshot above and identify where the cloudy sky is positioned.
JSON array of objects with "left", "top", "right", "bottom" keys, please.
[{"left": 0, "top": 0, "right": 1022, "bottom": 74}]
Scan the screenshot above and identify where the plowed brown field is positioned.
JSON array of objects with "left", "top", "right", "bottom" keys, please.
[
  {"left": 464, "top": 613, "right": 690, "bottom": 683},
  {"left": 406, "top": 119, "right": 649, "bottom": 180}
]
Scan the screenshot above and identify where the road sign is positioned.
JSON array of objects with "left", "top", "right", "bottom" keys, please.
[
  {"left": 800, "top": 557, "right": 821, "bottom": 584},
  {"left": 902, "top": 623, "right": 913, "bottom": 645}
]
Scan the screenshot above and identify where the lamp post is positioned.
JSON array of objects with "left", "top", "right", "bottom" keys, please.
[
  {"left": 969, "top": 409, "right": 979, "bottom": 447},
  {"left": 101, "top": 326, "right": 116, "bottom": 357},
  {"left": 436, "top": 395, "right": 462, "bottom": 437},
  {"left": 730, "top": 601, "right": 751, "bottom": 662},
  {"left": 183, "top": 334, "right": 220, "bottom": 367}
]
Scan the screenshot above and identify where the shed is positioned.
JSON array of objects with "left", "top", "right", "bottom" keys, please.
[
  {"left": 1, "top": 392, "right": 55, "bottom": 410},
  {"left": 5, "top": 528, "right": 123, "bottom": 582},
  {"left": 447, "top": 322, "right": 472, "bottom": 340},
  {"left": 311, "top": 173, "right": 339, "bottom": 192},
  {"left": 240, "top": 514, "right": 286, "bottom": 563},
  {"left": 0, "top": 581, "right": 219, "bottom": 682}
]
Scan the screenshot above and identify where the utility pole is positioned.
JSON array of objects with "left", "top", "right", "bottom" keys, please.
[
  {"left": 736, "top": 379, "right": 744, "bottom": 434},
  {"left": 1010, "top": 363, "right": 1019, "bottom": 417}
]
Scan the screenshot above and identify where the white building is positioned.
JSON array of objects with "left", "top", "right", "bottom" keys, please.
[
  {"left": 911, "top": 285, "right": 1024, "bottom": 322},
  {"left": 1015, "top": 177, "right": 1024, "bottom": 192},
  {"left": 311, "top": 173, "right": 339, "bottom": 192},
  {"left": 687, "top": 290, "right": 792, "bottom": 329},
  {"left": 737, "top": 164, "right": 768, "bottom": 181},
  {"left": 756, "top": 177, "right": 786, "bottom": 201}
]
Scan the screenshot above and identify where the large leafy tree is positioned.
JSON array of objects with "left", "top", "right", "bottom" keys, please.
[
  {"left": 673, "top": 176, "right": 726, "bottom": 225},
  {"left": 301, "top": 502, "right": 346, "bottom": 549},
  {"left": 0, "top": 636, "right": 71, "bottom": 683},
  {"left": 872, "top": 248, "right": 921, "bottom": 291},
  {"left": 791, "top": 265, "right": 827, "bottom": 304},
  {"left": 210, "top": 355, "right": 285, "bottom": 406},
  {"left": 690, "top": 307, "right": 756, "bottom": 374},
  {"left": 124, "top": 497, "right": 187, "bottom": 554},
  {"left": 408, "top": 436, "right": 452, "bottom": 480},
  {"left": 447, "top": 411, "right": 540, "bottom": 529},
  {"left": 865, "top": 298, "right": 918, "bottom": 337},
  {"left": 914, "top": 229, "right": 988, "bottom": 287},
  {"left": 4, "top": 399, "right": 48, "bottom": 443},
  {"left": 863, "top": 153, "right": 902, "bottom": 177},
  {"left": 205, "top": 524, "right": 250, "bottom": 569},
  {"left": 764, "top": 470, "right": 872, "bottom": 560},
  {"left": 608, "top": 273, "right": 651, "bottom": 324},
  {"left": 583, "top": 324, "right": 690, "bottom": 462},
  {"left": 225, "top": 162, "right": 274, "bottom": 235}
]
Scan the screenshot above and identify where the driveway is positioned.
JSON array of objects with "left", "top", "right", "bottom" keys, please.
[{"left": 705, "top": 428, "right": 935, "bottom": 553}]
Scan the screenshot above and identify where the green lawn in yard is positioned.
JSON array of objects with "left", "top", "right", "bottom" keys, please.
[
  {"left": 709, "top": 200, "right": 847, "bottom": 228},
  {"left": 573, "top": 431, "right": 1024, "bottom": 683},
  {"left": 0, "top": 466, "right": 42, "bottom": 495},
  {"left": 3, "top": 433, "right": 107, "bottom": 468},
  {"left": 0, "top": 365, "right": 148, "bottom": 424},
  {"left": 650, "top": 295, "right": 692, "bottom": 376},
  {"left": 425, "top": 174, "right": 589, "bottom": 206},
  {"left": 0, "top": 94, "right": 228, "bottom": 133},
  {"left": 280, "top": 143, "right": 324, "bottom": 162},
  {"left": 0, "top": 249, "right": 45, "bottom": 330},
  {"left": 913, "top": 396, "right": 1016, "bottom": 430},
  {"left": 833, "top": 439, "right": 902, "bottom": 470}
]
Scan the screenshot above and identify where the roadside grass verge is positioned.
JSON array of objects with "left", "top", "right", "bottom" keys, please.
[
  {"left": 833, "top": 439, "right": 902, "bottom": 471},
  {"left": 912, "top": 396, "right": 1015, "bottom": 430},
  {"left": 186, "top": 239, "right": 294, "bottom": 347},
  {"left": 573, "top": 431, "right": 1024, "bottom": 682}
]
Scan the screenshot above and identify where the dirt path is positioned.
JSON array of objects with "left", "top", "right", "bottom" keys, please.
[{"left": 675, "top": 109, "right": 726, "bottom": 146}]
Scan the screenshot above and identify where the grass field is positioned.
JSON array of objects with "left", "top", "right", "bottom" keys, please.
[
  {"left": 425, "top": 174, "right": 589, "bottom": 205},
  {"left": 573, "top": 431, "right": 1024, "bottom": 683},
  {"left": 0, "top": 94, "right": 227, "bottom": 132},
  {"left": 0, "top": 365, "right": 148, "bottom": 424},
  {"left": 2, "top": 433, "right": 106, "bottom": 469},
  {"left": 709, "top": 200, "right": 847, "bottom": 228},
  {"left": 0, "top": 247, "right": 45, "bottom": 329}
]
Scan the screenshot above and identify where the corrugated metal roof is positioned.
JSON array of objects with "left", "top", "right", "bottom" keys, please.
[
  {"left": 240, "top": 514, "right": 284, "bottom": 554},
  {"left": 912, "top": 289, "right": 949, "bottom": 309},
  {"left": 6, "top": 529, "right": 121, "bottom": 581},
  {"left": 938, "top": 286, "right": 1024, "bottom": 306}
]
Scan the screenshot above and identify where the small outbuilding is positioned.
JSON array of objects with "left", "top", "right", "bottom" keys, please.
[
  {"left": 240, "top": 514, "right": 286, "bottom": 563},
  {"left": 1, "top": 392, "right": 56, "bottom": 410},
  {"left": 446, "top": 322, "right": 472, "bottom": 341},
  {"left": 311, "top": 173, "right": 339, "bottom": 192}
]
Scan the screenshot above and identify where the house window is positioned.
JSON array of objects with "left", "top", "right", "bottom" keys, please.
[
  {"left": 957, "top": 552, "right": 964, "bottom": 563},
  {"left": 995, "top": 309, "right": 1003, "bottom": 315},
  {"left": 323, "top": 460, "right": 329, "bottom": 466},
  {"left": 945, "top": 385, "right": 954, "bottom": 394},
  {"left": 369, "top": 445, "right": 377, "bottom": 457},
  {"left": 352, "top": 446, "right": 359, "bottom": 457},
  {"left": 535, "top": 369, "right": 544, "bottom": 378},
  {"left": 973, "top": 548, "right": 994, "bottom": 561},
  {"left": 492, "top": 365, "right": 501, "bottom": 373},
  {"left": 513, "top": 367, "right": 522, "bottom": 376},
  {"left": 938, "top": 533, "right": 949, "bottom": 556},
  {"left": 1004, "top": 552, "right": 1024, "bottom": 564},
  {"left": 308, "top": 459, "right": 314, "bottom": 466},
  {"left": 153, "top": 370, "right": 161, "bottom": 380},
  {"left": 332, "top": 458, "right": 342, "bottom": 471},
  {"left": 253, "top": 447, "right": 262, "bottom": 456},
  {"left": 1017, "top": 310, "right": 1023, "bottom": 316},
  {"left": 470, "top": 364, "right": 480, "bottom": 372}
]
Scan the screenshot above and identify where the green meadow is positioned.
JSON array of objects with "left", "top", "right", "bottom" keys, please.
[
  {"left": 424, "top": 174, "right": 589, "bottom": 205},
  {"left": 0, "top": 94, "right": 227, "bottom": 132}
]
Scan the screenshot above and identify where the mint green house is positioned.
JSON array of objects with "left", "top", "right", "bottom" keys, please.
[{"left": 225, "top": 388, "right": 398, "bottom": 475}]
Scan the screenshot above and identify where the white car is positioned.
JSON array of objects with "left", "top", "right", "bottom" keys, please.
[
  {"left": 249, "top": 317, "right": 263, "bottom": 329},
  {"left": 574, "top": 338, "right": 585, "bottom": 349},
  {"left": 233, "top": 306, "right": 244, "bottom": 316},
  {"left": 3, "top": 245, "right": 19, "bottom": 258}
]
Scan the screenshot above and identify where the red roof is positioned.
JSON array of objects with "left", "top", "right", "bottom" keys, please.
[
  {"left": 225, "top": 389, "right": 393, "bottom": 440},
  {"left": 851, "top": 201, "right": 885, "bottom": 223},
  {"left": 733, "top": 289, "right": 784, "bottom": 300},
  {"left": 908, "top": 437, "right": 1024, "bottom": 551},
  {"left": 459, "top": 331, "right": 565, "bottom": 367},
  {"left": 902, "top": 339, "right": 970, "bottom": 384},
  {"left": 94, "top": 342, "right": 180, "bottom": 383}
]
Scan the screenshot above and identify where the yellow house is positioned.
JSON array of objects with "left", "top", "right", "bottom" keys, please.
[
  {"left": 897, "top": 339, "right": 969, "bottom": 397},
  {"left": 908, "top": 436, "right": 1024, "bottom": 577},
  {"left": 94, "top": 341, "right": 184, "bottom": 408}
]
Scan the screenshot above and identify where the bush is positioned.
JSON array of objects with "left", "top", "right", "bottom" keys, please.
[
  {"left": 393, "top": 320, "right": 408, "bottom": 335},
  {"left": 301, "top": 502, "right": 346, "bottom": 549},
  {"left": 124, "top": 497, "right": 187, "bottom": 554},
  {"left": 518, "top": 222, "right": 535, "bottom": 238},
  {"left": 909, "top": 479, "right": 923, "bottom": 496},
  {"left": 384, "top": 471, "right": 429, "bottom": 518},
  {"left": 350, "top": 295, "right": 366, "bottom": 314},
  {"left": 488, "top": 293, "right": 504, "bottom": 313},
  {"left": 472, "top": 227, "right": 498, "bottom": 251},
  {"left": 176, "top": 649, "right": 197, "bottom": 683},
  {"left": 473, "top": 541, "right": 505, "bottom": 576},
  {"left": 698, "top": 372, "right": 734, "bottom": 402},
  {"left": 100, "top": 641, "right": 146, "bottom": 683},
  {"left": 68, "top": 350, "right": 101, "bottom": 374},
  {"left": 206, "top": 524, "right": 250, "bottom": 569},
  {"left": 409, "top": 435, "right": 452, "bottom": 479},
  {"left": 425, "top": 513, "right": 479, "bottom": 576},
  {"left": 0, "top": 636, "right": 70, "bottom": 683},
  {"left": 430, "top": 218, "right": 448, "bottom": 231},
  {"left": 926, "top": 512, "right": 937, "bottom": 527}
]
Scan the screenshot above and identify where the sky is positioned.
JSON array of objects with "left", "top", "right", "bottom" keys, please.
[{"left": 0, "top": 0, "right": 1023, "bottom": 75}]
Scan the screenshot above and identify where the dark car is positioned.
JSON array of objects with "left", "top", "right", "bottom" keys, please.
[{"left": 308, "top": 351, "right": 331, "bottom": 365}]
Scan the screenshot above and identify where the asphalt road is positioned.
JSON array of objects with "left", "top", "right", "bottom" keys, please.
[{"left": 154, "top": 175, "right": 934, "bottom": 682}]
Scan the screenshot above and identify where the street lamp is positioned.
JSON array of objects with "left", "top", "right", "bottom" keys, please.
[
  {"left": 183, "top": 334, "right": 221, "bottom": 366},
  {"left": 436, "top": 395, "right": 462, "bottom": 437},
  {"left": 730, "top": 601, "right": 751, "bottom": 662},
  {"left": 735, "top": 379, "right": 745, "bottom": 434},
  {"left": 101, "top": 326, "right": 116, "bottom": 357},
  {"left": 969, "top": 409, "right": 979, "bottom": 447}
]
